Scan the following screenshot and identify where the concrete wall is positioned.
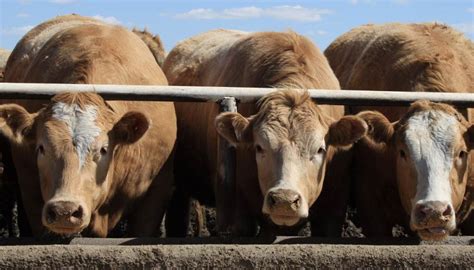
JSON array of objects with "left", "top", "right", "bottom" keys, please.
[{"left": 0, "top": 237, "right": 472, "bottom": 268}]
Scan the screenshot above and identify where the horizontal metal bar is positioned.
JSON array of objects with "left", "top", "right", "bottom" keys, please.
[{"left": 0, "top": 83, "right": 474, "bottom": 106}]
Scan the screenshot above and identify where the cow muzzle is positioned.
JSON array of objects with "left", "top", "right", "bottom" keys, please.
[
  {"left": 42, "top": 199, "right": 89, "bottom": 235},
  {"left": 411, "top": 201, "right": 455, "bottom": 241},
  {"left": 262, "top": 188, "right": 308, "bottom": 226}
]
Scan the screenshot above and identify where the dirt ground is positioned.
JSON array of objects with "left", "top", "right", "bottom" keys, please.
[{"left": 184, "top": 200, "right": 384, "bottom": 238}]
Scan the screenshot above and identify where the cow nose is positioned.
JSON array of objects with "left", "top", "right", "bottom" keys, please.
[
  {"left": 414, "top": 201, "right": 453, "bottom": 223},
  {"left": 267, "top": 189, "right": 302, "bottom": 210},
  {"left": 44, "top": 201, "right": 84, "bottom": 225}
]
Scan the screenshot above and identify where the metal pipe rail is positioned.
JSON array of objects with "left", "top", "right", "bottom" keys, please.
[{"left": 1, "top": 83, "right": 474, "bottom": 106}]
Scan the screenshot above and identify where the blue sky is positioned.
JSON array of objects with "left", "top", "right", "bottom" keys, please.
[{"left": 1, "top": 0, "right": 473, "bottom": 53}]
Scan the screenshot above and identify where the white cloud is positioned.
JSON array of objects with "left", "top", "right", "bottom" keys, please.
[
  {"left": 350, "top": 0, "right": 375, "bottom": 5},
  {"left": 307, "top": 30, "right": 327, "bottom": 36},
  {"left": 92, "top": 15, "right": 122, "bottom": 25},
  {"left": 468, "top": 8, "right": 474, "bottom": 13},
  {"left": 351, "top": 0, "right": 408, "bottom": 4},
  {"left": 265, "top": 5, "right": 331, "bottom": 22},
  {"left": 221, "top": 7, "right": 261, "bottom": 19},
  {"left": 1, "top": 25, "right": 34, "bottom": 36},
  {"left": 175, "top": 8, "right": 221, "bottom": 20},
  {"left": 49, "top": 0, "right": 76, "bottom": 4},
  {"left": 175, "top": 5, "right": 331, "bottom": 22},
  {"left": 16, "top": 13, "right": 29, "bottom": 18},
  {"left": 453, "top": 22, "right": 474, "bottom": 34}
]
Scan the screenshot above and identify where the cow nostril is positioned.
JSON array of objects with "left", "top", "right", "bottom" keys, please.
[
  {"left": 442, "top": 205, "right": 453, "bottom": 217},
  {"left": 268, "top": 195, "right": 276, "bottom": 207},
  {"left": 415, "top": 202, "right": 453, "bottom": 222},
  {"left": 46, "top": 207, "right": 57, "bottom": 223},
  {"left": 415, "top": 205, "right": 428, "bottom": 220},
  {"left": 71, "top": 206, "right": 83, "bottom": 219},
  {"left": 292, "top": 195, "right": 301, "bottom": 207}
]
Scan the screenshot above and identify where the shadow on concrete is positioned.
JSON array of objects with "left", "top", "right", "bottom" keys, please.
[{"left": 0, "top": 236, "right": 473, "bottom": 246}]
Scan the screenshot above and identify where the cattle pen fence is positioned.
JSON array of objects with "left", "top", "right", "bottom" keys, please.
[
  {"left": 0, "top": 82, "right": 473, "bottom": 268},
  {"left": 2, "top": 82, "right": 474, "bottom": 106}
]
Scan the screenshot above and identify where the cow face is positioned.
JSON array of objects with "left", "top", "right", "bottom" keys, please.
[
  {"left": 216, "top": 90, "right": 367, "bottom": 227},
  {"left": 359, "top": 100, "right": 474, "bottom": 241},
  {"left": 0, "top": 93, "right": 149, "bottom": 235}
]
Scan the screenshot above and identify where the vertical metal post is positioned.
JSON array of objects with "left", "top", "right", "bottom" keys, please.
[{"left": 216, "top": 97, "right": 237, "bottom": 236}]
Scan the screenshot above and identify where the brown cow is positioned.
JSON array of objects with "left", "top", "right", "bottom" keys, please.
[
  {"left": 0, "top": 48, "right": 11, "bottom": 82},
  {"left": 132, "top": 28, "right": 166, "bottom": 68},
  {"left": 163, "top": 29, "right": 367, "bottom": 237},
  {"left": 325, "top": 23, "right": 474, "bottom": 240},
  {"left": 1, "top": 14, "right": 176, "bottom": 237}
]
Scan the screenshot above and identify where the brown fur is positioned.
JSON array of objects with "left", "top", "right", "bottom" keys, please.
[
  {"left": 132, "top": 28, "right": 166, "bottom": 68},
  {"left": 325, "top": 23, "right": 474, "bottom": 237},
  {"left": 163, "top": 29, "right": 361, "bottom": 237},
  {"left": 2, "top": 15, "right": 176, "bottom": 237},
  {"left": 254, "top": 90, "right": 327, "bottom": 126},
  {"left": 0, "top": 48, "right": 10, "bottom": 82},
  {"left": 325, "top": 22, "right": 473, "bottom": 120},
  {"left": 327, "top": 116, "right": 368, "bottom": 146},
  {"left": 221, "top": 90, "right": 332, "bottom": 145},
  {"left": 357, "top": 101, "right": 474, "bottom": 238},
  {"left": 0, "top": 48, "right": 10, "bottom": 67}
]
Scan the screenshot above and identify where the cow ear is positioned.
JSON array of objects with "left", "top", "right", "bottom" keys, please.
[
  {"left": 111, "top": 112, "right": 149, "bottom": 144},
  {"left": 327, "top": 115, "right": 368, "bottom": 146},
  {"left": 0, "top": 104, "right": 36, "bottom": 145},
  {"left": 215, "top": 112, "right": 253, "bottom": 146},
  {"left": 356, "top": 111, "right": 395, "bottom": 144}
]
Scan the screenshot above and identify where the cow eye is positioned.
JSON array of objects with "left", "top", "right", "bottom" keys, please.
[
  {"left": 317, "top": 146, "right": 326, "bottom": 155},
  {"left": 459, "top": 150, "right": 467, "bottom": 159},
  {"left": 37, "top": 145, "right": 44, "bottom": 155},
  {"left": 399, "top": 149, "right": 406, "bottom": 159},
  {"left": 255, "top": 144, "right": 263, "bottom": 153},
  {"left": 100, "top": 145, "right": 108, "bottom": 155},
  {"left": 309, "top": 147, "right": 325, "bottom": 161}
]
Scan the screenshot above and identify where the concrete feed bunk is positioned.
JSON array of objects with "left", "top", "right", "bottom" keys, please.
[{"left": 0, "top": 243, "right": 472, "bottom": 268}]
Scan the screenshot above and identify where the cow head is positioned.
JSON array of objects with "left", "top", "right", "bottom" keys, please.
[
  {"left": 358, "top": 100, "right": 474, "bottom": 240},
  {"left": 0, "top": 92, "right": 149, "bottom": 235},
  {"left": 216, "top": 90, "right": 367, "bottom": 227}
]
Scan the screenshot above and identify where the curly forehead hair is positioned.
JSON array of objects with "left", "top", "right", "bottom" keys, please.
[
  {"left": 399, "top": 100, "right": 468, "bottom": 126},
  {"left": 252, "top": 89, "right": 330, "bottom": 133}
]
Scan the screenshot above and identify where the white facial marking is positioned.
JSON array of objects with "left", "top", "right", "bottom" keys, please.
[
  {"left": 52, "top": 102, "right": 101, "bottom": 168},
  {"left": 273, "top": 145, "right": 303, "bottom": 194},
  {"left": 404, "top": 110, "right": 457, "bottom": 208},
  {"left": 261, "top": 139, "right": 313, "bottom": 219}
]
